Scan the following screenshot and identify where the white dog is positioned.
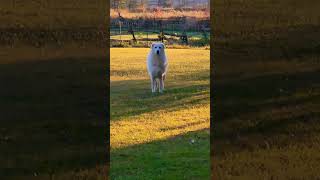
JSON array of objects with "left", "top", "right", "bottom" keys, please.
[{"left": 147, "top": 42, "right": 168, "bottom": 93}]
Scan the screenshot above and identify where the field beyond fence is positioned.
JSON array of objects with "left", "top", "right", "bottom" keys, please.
[{"left": 110, "top": 9, "right": 210, "bottom": 48}]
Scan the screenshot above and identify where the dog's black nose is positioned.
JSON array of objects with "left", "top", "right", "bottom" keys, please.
[{"left": 157, "top": 50, "right": 160, "bottom": 54}]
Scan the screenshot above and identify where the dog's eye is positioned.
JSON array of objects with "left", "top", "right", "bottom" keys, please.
[{"left": 159, "top": 47, "right": 161, "bottom": 49}]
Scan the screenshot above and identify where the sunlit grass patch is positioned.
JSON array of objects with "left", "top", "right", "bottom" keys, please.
[{"left": 110, "top": 48, "right": 210, "bottom": 178}]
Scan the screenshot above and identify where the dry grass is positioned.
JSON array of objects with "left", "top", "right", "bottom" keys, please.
[{"left": 110, "top": 9, "right": 210, "bottom": 20}]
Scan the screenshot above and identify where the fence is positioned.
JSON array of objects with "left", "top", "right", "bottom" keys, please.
[{"left": 110, "top": 16, "right": 210, "bottom": 47}]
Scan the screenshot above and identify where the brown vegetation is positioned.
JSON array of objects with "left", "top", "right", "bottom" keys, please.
[{"left": 110, "top": 9, "right": 210, "bottom": 20}]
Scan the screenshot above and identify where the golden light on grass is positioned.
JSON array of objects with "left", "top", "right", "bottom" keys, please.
[
  {"left": 111, "top": 102, "right": 209, "bottom": 149},
  {"left": 110, "top": 48, "right": 210, "bottom": 150}
]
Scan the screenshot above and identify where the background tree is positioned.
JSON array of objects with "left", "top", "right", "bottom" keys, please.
[
  {"left": 128, "top": 0, "right": 139, "bottom": 10},
  {"left": 111, "top": 0, "right": 128, "bottom": 9}
]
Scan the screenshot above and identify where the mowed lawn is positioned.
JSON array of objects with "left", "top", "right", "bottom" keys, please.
[{"left": 110, "top": 48, "right": 210, "bottom": 179}]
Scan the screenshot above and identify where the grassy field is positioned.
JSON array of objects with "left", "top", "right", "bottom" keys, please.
[
  {"left": 110, "top": 48, "right": 210, "bottom": 179},
  {"left": 212, "top": 0, "right": 320, "bottom": 178}
]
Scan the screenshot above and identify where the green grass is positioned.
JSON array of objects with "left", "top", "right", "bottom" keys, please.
[
  {"left": 110, "top": 48, "right": 210, "bottom": 179},
  {"left": 110, "top": 31, "right": 209, "bottom": 48},
  {"left": 212, "top": 0, "right": 320, "bottom": 178},
  {"left": 112, "top": 130, "right": 210, "bottom": 180}
]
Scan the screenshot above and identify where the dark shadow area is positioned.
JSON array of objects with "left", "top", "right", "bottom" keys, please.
[
  {"left": 215, "top": 69, "right": 320, "bottom": 121},
  {"left": 0, "top": 56, "right": 106, "bottom": 123},
  {"left": 0, "top": 54, "right": 108, "bottom": 177}
]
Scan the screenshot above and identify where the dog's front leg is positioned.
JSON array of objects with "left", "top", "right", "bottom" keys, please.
[
  {"left": 152, "top": 78, "right": 159, "bottom": 93},
  {"left": 159, "top": 78, "right": 164, "bottom": 93},
  {"left": 161, "top": 75, "right": 165, "bottom": 91},
  {"left": 155, "top": 79, "right": 160, "bottom": 93},
  {"left": 151, "top": 78, "right": 155, "bottom": 93}
]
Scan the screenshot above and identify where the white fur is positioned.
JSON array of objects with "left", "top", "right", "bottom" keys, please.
[{"left": 147, "top": 42, "right": 168, "bottom": 93}]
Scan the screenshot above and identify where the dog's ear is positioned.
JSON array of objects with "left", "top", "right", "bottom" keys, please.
[
  {"left": 161, "top": 43, "right": 165, "bottom": 49},
  {"left": 151, "top": 43, "right": 155, "bottom": 49}
]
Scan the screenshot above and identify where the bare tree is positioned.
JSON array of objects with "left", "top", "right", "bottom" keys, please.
[
  {"left": 128, "top": 0, "right": 139, "bottom": 10},
  {"left": 111, "top": 0, "right": 128, "bottom": 9}
]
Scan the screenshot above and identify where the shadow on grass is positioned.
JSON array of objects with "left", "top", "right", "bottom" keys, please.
[
  {"left": 0, "top": 55, "right": 108, "bottom": 177},
  {"left": 0, "top": 56, "right": 107, "bottom": 123},
  {"left": 111, "top": 71, "right": 210, "bottom": 121},
  {"left": 215, "top": 69, "right": 320, "bottom": 120},
  {"left": 212, "top": 22, "right": 320, "bottom": 149},
  {"left": 160, "top": 119, "right": 208, "bottom": 132},
  {"left": 216, "top": 23, "right": 320, "bottom": 58},
  {"left": 213, "top": 68, "right": 320, "bottom": 154},
  {"left": 110, "top": 128, "right": 210, "bottom": 179}
]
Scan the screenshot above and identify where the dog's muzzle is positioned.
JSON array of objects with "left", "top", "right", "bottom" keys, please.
[{"left": 157, "top": 50, "right": 160, "bottom": 55}]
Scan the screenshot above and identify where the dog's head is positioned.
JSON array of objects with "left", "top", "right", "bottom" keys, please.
[{"left": 151, "top": 42, "right": 165, "bottom": 56}]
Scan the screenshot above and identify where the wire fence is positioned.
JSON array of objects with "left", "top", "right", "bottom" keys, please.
[{"left": 110, "top": 16, "right": 210, "bottom": 47}]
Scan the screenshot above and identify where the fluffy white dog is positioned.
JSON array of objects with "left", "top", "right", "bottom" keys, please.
[{"left": 147, "top": 42, "right": 168, "bottom": 93}]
